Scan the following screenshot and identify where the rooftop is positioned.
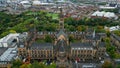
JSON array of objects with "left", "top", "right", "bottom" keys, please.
[
  {"left": 99, "top": 6, "right": 116, "bottom": 9},
  {"left": 56, "top": 29, "right": 68, "bottom": 39},
  {"left": 98, "top": 42, "right": 106, "bottom": 47},
  {"left": 0, "top": 33, "right": 20, "bottom": 43},
  {"left": 18, "top": 41, "right": 25, "bottom": 48},
  {"left": 0, "top": 47, "right": 8, "bottom": 56},
  {"left": 92, "top": 11, "right": 117, "bottom": 19},
  {"left": 0, "top": 45, "right": 17, "bottom": 61},
  {"left": 20, "top": 1, "right": 30, "bottom": 4},
  {"left": 111, "top": 33, "right": 120, "bottom": 42},
  {"left": 70, "top": 42, "right": 93, "bottom": 48},
  {"left": 85, "top": 35, "right": 101, "bottom": 40},
  {"left": 31, "top": 43, "right": 53, "bottom": 50}
]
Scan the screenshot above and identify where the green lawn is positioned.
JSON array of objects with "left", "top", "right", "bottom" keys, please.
[
  {"left": 46, "top": 13, "right": 59, "bottom": 20},
  {"left": 26, "top": 11, "right": 59, "bottom": 19}
]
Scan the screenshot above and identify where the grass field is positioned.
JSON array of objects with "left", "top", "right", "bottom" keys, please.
[
  {"left": 26, "top": 12, "right": 59, "bottom": 19},
  {"left": 46, "top": 13, "right": 59, "bottom": 20}
]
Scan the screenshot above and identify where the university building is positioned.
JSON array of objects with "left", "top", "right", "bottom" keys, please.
[
  {"left": 111, "top": 33, "right": 120, "bottom": 50},
  {"left": 18, "top": 7, "right": 106, "bottom": 63}
]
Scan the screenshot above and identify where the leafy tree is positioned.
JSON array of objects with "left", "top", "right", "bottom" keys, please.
[
  {"left": 39, "top": 62, "right": 46, "bottom": 68},
  {"left": 68, "top": 25, "right": 76, "bottom": 31},
  {"left": 30, "top": 61, "right": 43, "bottom": 68},
  {"left": 45, "top": 35, "right": 52, "bottom": 43},
  {"left": 114, "top": 53, "right": 120, "bottom": 59},
  {"left": 47, "top": 62, "right": 56, "bottom": 68},
  {"left": 69, "top": 34, "right": 74, "bottom": 42},
  {"left": 102, "top": 60, "right": 113, "bottom": 68},
  {"left": 9, "top": 30, "right": 16, "bottom": 33},
  {"left": 20, "top": 64, "right": 30, "bottom": 68},
  {"left": 77, "top": 26, "right": 82, "bottom": 31},
  {"left": 106, "top": 30, "right": 111, "bottom": 37},
  {"left": 105, "top": 37, "right": 116, "bottom": 58},
  {"left": 0, "top": 31, "right": 9, "bottom": 38},
  {"left": 0, "top": 11, "right": 59, "bottom": 38},
  {"left": 114, "top": 30, "right": 120, "bottom": 36},
  {"left": 105, "top": 38, "right": 110, "bottom": 43},
  {"left": 11, "top": 59, "right": 22, "bottom": 68},
  {"left": 116, "top": 64, "right": 120, "bottom": 68},
  {"left": 81, "top": 25, "right": 86, "bottom": 31}
]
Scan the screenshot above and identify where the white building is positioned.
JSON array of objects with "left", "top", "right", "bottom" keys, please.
[
  {"left": 0, "top": 32, "right": 28, "bottom": 62},
  {"left": 19, "top": 0, "right": 31, "bottom": 8},
  {"left": 32, "top": 0, "right": 41, "bottom": 5},
  {"left": 104, "top": 25, "right": 120, "bottom": 32},
  {"left": 0, "top": 32, "right": 28, "bottom": 48},
  {"left": 91, "top": 11, "right": 118, "bottom": 19},
  {"left": 0, "top": 0, "right": 7, "bottom": 7},
  {"left": 0, "top": 33, "right": 20, "bottom": 47},
  {"left": 0, "top": 45, "right": 17, "bottom": 61},
  {"left": 99, "top": 6, "right": 117, "bottom": 9}
]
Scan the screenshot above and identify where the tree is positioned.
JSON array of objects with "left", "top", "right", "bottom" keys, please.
[
  {"left": 9, "top": 30, "right": 16, "bottom": 33},
  {"left": 77, "top": 25, "right": 86, "bottom": 32},
  {"left": 20, "top": 64, "right": 31, "bottom": 68},
  {"left": 0, "top": 31, "right": 9, "bottom": 38},
  {"left": 47, "top": 62, "right": 56, "bottom": 68},
  {"left": 77, "top": 26, "right": 82, "bottom": 31},
  {"left": 105, "top": 37, "right": 110, "bottom": 43},
  {"left": 30, "top": 61, "right": 46, "bottom": 68},
  {"left": 81, "top": 25, "right": 86, "bottom": 31},
  {"left": 114, "top": 53, "right": 120, "bottom": 59},
  {"left": 116, "top": 64, "right": 120, "bottom": 68},
  {"left": 68, "top": 25, "right": 76, "bottom": 31},
  {"left": 45, "top": 35, "right": 52, "bottom": 43},
  {"left": 11, "top": 59, "right": 22, "bottom": 68},
  {"left": 106, "top": 30, "right": 111, "bottom": 37},
  {"left": 114, "top": 30, "right": 120, "bottom": 36},
  {"left": 102, "top": 60, "right": 113, "bottom": 68},
  {"left": 69, "top": 34, "right": 74, "bottom": 42}
]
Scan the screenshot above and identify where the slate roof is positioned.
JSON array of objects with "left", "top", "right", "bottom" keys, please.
[
  {"left": 98, "top": 42, "right": 106, "bottom": 47},
  {"left": 0, "top": 46, "right": 17, "bottom": 61},
  {"left": 70, "top": 42, "right": 93, "bottom": 48},
  {"left": 18, "top": 41, "right": 25, "bottom": 48},
  {"left": 56, "top": 29, "right": 67, "bottom": 39},
  {"left": 111, "top": 33, "right": 120, "bottom": 42},
  {"left": 30, "top": 43, "right": 53, "bottom": 50},
  {"left": 0, "top": 47, "right": 8, "bottom": 56},
  {"left": 85, "top": 35, "right": 101, "bottom": 40},
  {"left": 97, "top": 33, "right": 106, "bottom": 37},
  {"left": 85, "top": 28, "right": 94, "bottom": 33}
]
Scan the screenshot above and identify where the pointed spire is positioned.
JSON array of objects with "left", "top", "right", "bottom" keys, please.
[
  {"left": 93, "top": 29, "right": 95, "bottom": 38},
  {"left": 59, "top": 7, "right": 64, "bottom": 30},
  {"left": 59, "top": 7, "right": 63, "bottom": 18}
]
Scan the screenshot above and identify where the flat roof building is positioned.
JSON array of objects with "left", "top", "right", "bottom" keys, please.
[
  {"left": 91, "top": 11, "right": 118, "bottom": 19},
  {"left": 0, "top": 33, "right": 20, "bottom": 47}
]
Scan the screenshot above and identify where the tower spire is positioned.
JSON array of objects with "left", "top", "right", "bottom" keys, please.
[
  {"left": 93, "top": 29, "right": 95, "bottom": 38},
  {"left": 59, "top": 7, "right": 64, "bottom": 30}
]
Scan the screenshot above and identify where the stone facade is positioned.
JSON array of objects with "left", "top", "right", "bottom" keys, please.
[
  {"left": 18, "top": 30, "right": 106, "bottom": 62},
  {"left": 111, "top": 33, "right": 120, "bottom": 50}
]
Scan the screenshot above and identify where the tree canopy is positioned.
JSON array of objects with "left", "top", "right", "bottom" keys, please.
[
  {"left": 102, "top": 60, "right": 113, "bottom": 68},
  {"left": 0, "top": 11, "right": 59, "bottom": 38}
]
